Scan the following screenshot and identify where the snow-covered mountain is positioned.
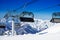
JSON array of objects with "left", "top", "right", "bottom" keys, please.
[
  {"left": 0, "top": 18, "right": 60, "bottom": 40},
  {"left": 0, "top": 18, "right": 56, "bottom": 35},
  {"left": 0, "top": 18, "right": 55, "bottom": 35}
]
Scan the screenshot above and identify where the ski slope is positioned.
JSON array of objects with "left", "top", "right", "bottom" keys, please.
[
  {"left": 0, "top": 19, "right": 60, "bottom": 40},
  {"left": 40, "top": 23, "right": 60, "bottom": 33}
]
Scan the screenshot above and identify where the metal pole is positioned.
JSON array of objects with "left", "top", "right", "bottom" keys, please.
[{"left": 12, "top": 20, "right": 14, "bottom": 36}]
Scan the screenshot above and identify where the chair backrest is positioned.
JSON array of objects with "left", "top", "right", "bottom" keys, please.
[{"left": 52, "top": 12, "right": 60, "bottom": 18}]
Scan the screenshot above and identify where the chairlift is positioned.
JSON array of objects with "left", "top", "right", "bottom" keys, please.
[
  {"left": 50, "top": 12, "right": 60, "bottom": 23},
  {"left": 0, "top": 23, "right": 5, "bottom": 28},
  {"left": 19, "top": 11, "right": 34, "bottom": 22},
  {"left": 0, "top": 23, "right": 5, "bottom": 35}
]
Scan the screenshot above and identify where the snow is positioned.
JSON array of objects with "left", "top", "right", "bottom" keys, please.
[
  {"left": 0, "top": 32, "right": 60, "bottom": 40},
  {"left": 0, "top": 18, "right": 6, "bottom": 23},
  {"left": 40, "top": 23, "right": 60, "bottom": 33},
  {"left": 0, "top": 19, "right": 60, "bottom": 40}
]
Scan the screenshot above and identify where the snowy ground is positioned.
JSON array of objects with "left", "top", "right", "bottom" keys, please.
[
  {"left": 0, "top": 32, "right": 60, "bottom": 40},
  {"left": 0, "top": 19, "right": 60, "bottom": 40}
]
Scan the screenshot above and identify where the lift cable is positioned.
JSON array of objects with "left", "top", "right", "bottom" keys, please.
[{"left": 37, "top": 4, "right": 60, "bottom": 11}]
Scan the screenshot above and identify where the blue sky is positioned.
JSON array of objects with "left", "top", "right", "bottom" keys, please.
[{"left": 0, "top": 0, "right": 60, "bottom": 20}]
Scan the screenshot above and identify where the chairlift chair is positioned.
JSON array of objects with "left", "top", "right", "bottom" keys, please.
[
  {"left": 19, "top": 11, "right": 34, "bottom": 22},
  {"left": 50, "top": 12, "right": 60, "bottom": 23},
  {"left": 0, "top": 23, "right": 5, "bottom": 28},
  {"left": 0, "top": 23, "right": 5, "bottom": 35}
]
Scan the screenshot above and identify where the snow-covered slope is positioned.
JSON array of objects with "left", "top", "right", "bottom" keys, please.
[
  {"left": 20, "top": 19, "right": 54, "bottom": 30},
  {"left": 40, "top": 23, "right": 60, "bottom": 33},
  {"left": 0, "top": 18, "right": 55, "bottom": 35},
  {"left": 0, "top": 33, "right": 60, "bottom": 40},
  {"left": 0, "top": 19, "right": 60, "bottom": 40}
]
